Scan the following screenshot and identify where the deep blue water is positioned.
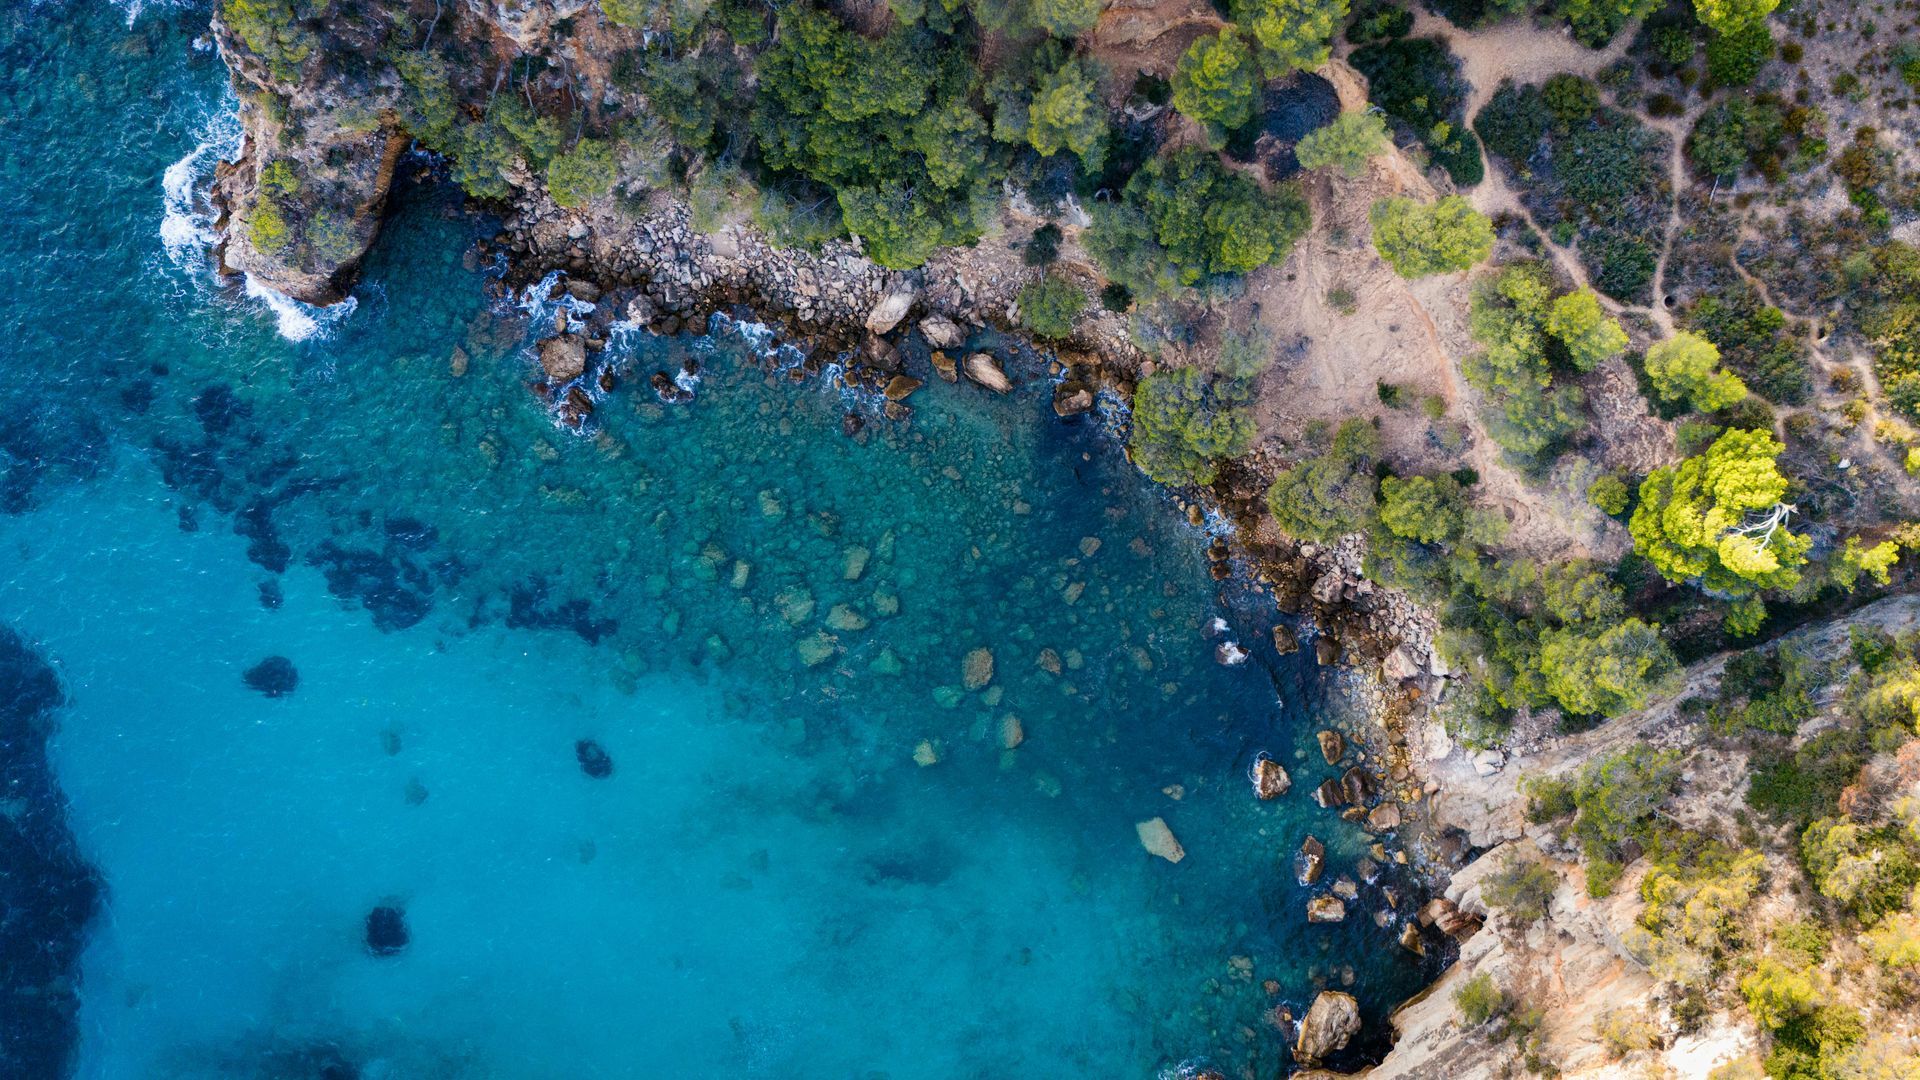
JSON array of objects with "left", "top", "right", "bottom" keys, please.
[{"left": 0, "top": 3, "right": 1432, "bottom": 1077}]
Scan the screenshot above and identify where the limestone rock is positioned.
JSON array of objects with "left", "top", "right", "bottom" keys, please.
[
  {"left": 865, "top": 280, "right": 916, "bottom": 335},
  {"left": 1317, "top": 729, "right": 1345, "bottom": 765},
  {"left": 1295, "top": 991, "right": 1362, "bottom": 1063},
  {"left": 962, "top": 647, "right": 994, "bottom": 690},
  {"left": 1383, "top": 643, "right": 1423, "bottom": 682},
  {"left": 1398, "top": 922, "right": 1426, "bottom": 956},
  {"left": 538, "top": 334, "right": 588, "bottom": 383},
  {"left": 1306, "top": 895, "right": 1347, "bottom": 923},
  {"left": 1368, "top": 802, "right": 1403, "bottom": 831},
  {"left": 1253, "top": 757, "right": 1291, "bottom": 800},
  {"left": 1315, "top": 636, "right": 1341, "bottom": 666},
  {"left": 1312, "top": 779, "right": 1346, "bottom": 808},
  {"left": 1297, "top": 835, "right": 1326, "bottom": 885},
  {"left": 963, "top": 352, "right": 1012, "bottom": 393},
  {"left": 1136, "top": 817, "right": 1185, "bottom": 863},
  {"left": 1052, "top": 379, "right": 1094, "bottom": 417},
  {"left": 1341, "top": 766, "right": 1374, "bottom": 806},
  {"left": 1472, "top": 748, "right": 1506, "bottom": 776},
  {"left": 919, "top": 313, "right": 965, "bottom": 349}
]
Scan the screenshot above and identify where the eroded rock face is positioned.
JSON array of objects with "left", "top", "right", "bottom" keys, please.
[{"left": 1295, "top": 990, "right": 1362, "bottom": 1063}]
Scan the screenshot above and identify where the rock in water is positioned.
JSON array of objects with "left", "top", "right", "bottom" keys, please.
[
  {"left": 1294, "top": 990, "right": 1361, "bottom": 1063},
  {"left": 1253, "top": 757, "right": 1291, "bottom": 799},
  {"left": 365, "top": 905, "right": 409, "bottom": 956},
  {"left": 1272, "top": 624, "right": 1300, "bottom": 655},
  {"left": 538, "top": 334, "right": 587, "bottom": 383},
  {"left": 962, "top": 647, "right": 994, "bottom": 690},
  {"left": 242, "top": 656, "right": 298, "bottom": 698},
  {"left": 1052, "top": 380, "right": 1094, "bottom": 417},
  {"left": 1316, "top": 729, "right": 1345, "bottom": 765},
  {"left": 1297, "top": 835, "right": 1326, "bottom": 884},
  {"left": 919, "top": 313, "right": 965, "bottom": 349},
  {"left": 1136, "top": 817, "right": 1185, "bottom": 863},
  {"left": 963, "top": 353, "right": 1012, "bottom": 393},
  {"left": 575, "top": 739, "right": 614, "bottom": 779},
  {"left": 1306, "top": 895, "right": 1347, "bottom": 922}
]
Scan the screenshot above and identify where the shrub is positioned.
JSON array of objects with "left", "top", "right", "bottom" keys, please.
[
  {"left": 1024, "top": 223, "right": 1063, "bottom": 267},
  {"left": 1173, "top": 30, "right": 1259, "bottom": 138},
  {"left": 1379, "top": 474, "right": 1467, "bottom": 543},
  {"left": 1594, "top": 1008, "right": 1658, "bottom": 1057},
  {"left": 1216, "top": 324, "right": 1277, "bottom": 380},
  {"left": 1018, "top": 275, "right": 1087, "bottom": 338},
  {"left": 1475, "top": 81, "right": 1551, "bottom": 167},
  {"left": 1554, "top": 0, "right": 1660, "bottom": 46},
  {"left": 1267, "top": 419, "right": 1380, "bottom": 540},
  {"left": 1645, "top": 331, "right": 1750, "bottom": 412},
  {"left": 1349, "top": 37, "right": 1482, "bottom": 185},
  {"left": 1129, "top": 368, "right": 1255, "bottom": 486},
  {"left": 1294, "top": 110, "right": 1392, "bottom": 176},
  {"left": 1586, "top": 231, "right": 1657, "bottom": 304},
  {"left": 1371, "top": 196, "right": 1494, "bottom": 278},
  {"left": 1454, "top": 972, "right": 1506, "bottom": 1025},
  {"left": 1107, "top": 147, "right": 1311, "bottom": 287},
  {"left": 1740, "top": 957, "right": 1824, "bottom": 1031},
  {"left": 1706, "top": 23, "right": 1772, "bottom": 86},
  {"left": 1588, "top": 474, "right": 1630, "bottom": 515},
  {"left": 1485, "top": 855, "right": 1558, "bottom": 922},
  {"left": 547, "top": 139, "right": 619, "bottom": 208},
  {"left": 1234, "top": 0, "right": 1349, "bottom": 77},
  {"left": 1547, "top": 289, "right": 1628, "bottom": 370},
  {"left": 1542, "top": 74, "right": 1600, "bottom": 129}
]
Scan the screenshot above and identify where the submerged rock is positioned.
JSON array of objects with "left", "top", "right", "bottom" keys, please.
[
  {"left": 1253, "top": 757, "right": 1291, "bottom": 799},
  {"left": 575, "top": 739, "right": 614, "bottom": 779},
  {"left": 998, "top": 714, "right": 1025, "bottom": 749},
  {"left": 242, "top": 656, "right": 299, "bottom": 698},
  {"left": 538, "top": 334, "right": 588, "bottom": 383},
  {"left": 365, "top": 905, "right": 408, "bottom": 956},
  {"left": 1294, "top": 990, "right": 1361, "bottom": 1063},
  {"left": 962, "top": 647, "right": 994, "bottom": 690},
  {"left": 930, "top": 350, "right": 958, "bottom": 382},
  {"left": 1052, "top": 380, "right": 1094, "bottom": 417},
  {"left": 883, "top": 375, "right": 922, "bottom": 401},
  {"left": 1136, "top": 817, "right": 1185, "bottom": 863},
  {"left": 1272, "top": 624, "right": 1300, "bottom": 655}
]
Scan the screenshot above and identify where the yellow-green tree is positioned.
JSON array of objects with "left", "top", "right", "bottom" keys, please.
[
  {"left": 1171, "top": 30, "right": 1258, "bottom": 138},
  {"left": 1629, "top": 427, "right": 1808, "bottom": 593},
  {"left": 1233, "top": 0, "right": 1348, "bottom": 76},
  {"left": 1693, "top": 0, "right": 1777, "bottom": 35},
  {"left": 1294, "top": 110, "right": 1390, "bottom": 177},
  {"left": 1371, "top": 196, "right": 1494, "bottom": 278},
  {"left": 1546, "top": 288, "right": 1628, "bottom": 370},
  {"left": 1646, "top": 331, "right": 1748, "bottom": 413}
]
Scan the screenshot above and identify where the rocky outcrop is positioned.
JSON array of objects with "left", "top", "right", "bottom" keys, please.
[{"left": 1296, "top": 990, "right": 1363, "bottom": 1063}]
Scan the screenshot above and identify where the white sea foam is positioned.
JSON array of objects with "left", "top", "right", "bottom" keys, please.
[
  {"left": 159, "top": 101, "right": 242, "bottom": 266},
  {"left": 243, "top": 275, "right": 356, "bottom": 342}
]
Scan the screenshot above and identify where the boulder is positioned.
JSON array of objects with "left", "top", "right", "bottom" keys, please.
[
  {"left": 1136, "top": 817, "right": 1185, "bottom": 863},
  {"left": 1331, "top": 876, "right": 1360, "bottom": 901},
  {"left": 884, "top": 375, "right": 922, "bottom": 401},
  {"left": 1294, "top": 991, "right": 1362, "bottom": 1063},
  {"left": 1306, "top": 895, "right": 1347, "bottom": 923},
  {"left": 1398, "top": 923, "right": 1426, "bottom": 956},
  {"left": 1312, "top": 779, "right": 1346, "bottom": 808},
  {"left": 919, "top": 313, "right": 965, "bottom": 350},
  {"left": 1052, "top": 380, "right": 1094, "bottom": 417},
  {"left": 1383, "top": 643, "right": 1423, "bottom": 682},
  {"left": 1471, "top": 748, "right": 1506, "bottom": 776},
  {"left": 538, "top": 334, "right": 587, "bottom": 383},
  {"left": 1367, "top": 802, "right": 1403, "bottom": 831},
  {"left": 1341, "top": 766, "right": 1374, "bottom": 806},
  {"left": 1297, "top": 836, "right": 1326, "bottom": 884},
  {"left": 864, "top": 280, "right": 916, "bottom": 335},
  {"left": 963, "top": 353, "right": 1012, "bottom": 393},
  {"left": 1215, "top": 641, "right": 1249, "bottom": 666},
  {"left": 575, "top": 739, "right": 614, "bottom": 779},
  {"left": 365, "top": 905, "right": 409, "bottom": 956},
  {"left": 1253, "top": 757, "right": 1291, "bottom": 800},
  {"left": 1272, "top": 624, "right": 1300, "bottom": 655},
  {"left": 1316, "top": 729, "right": 1345, "bottom": 765},
  {"left": 242, "top": 656, "right": 299, "bottom": 698},
  {"left": 930, "top": 350, "right": 958, "bottom": 382},
  {"left": 1314, "top": 636, "right": 1341, "bottom": 666},
  {"left": 962, "top": 647, "right": 994, "bottom": 690}
]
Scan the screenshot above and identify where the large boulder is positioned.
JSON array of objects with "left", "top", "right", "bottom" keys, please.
[
  {"left": 919, "top": 313, "right": 966, "bottom": 350},
  {"left": 865, "top": 279, "right": 917, "bottom": 334},
  {"left": 538, "top": 334, "right": 588, "bottom": 383},
  {"left": 1297, "top": 835, "right": 1326, "bottom": 884},
  {"left": 1253, "top": 757, "right": 1291, "bottom": 800},
  {"left": 1052, "top": 379, "right": 1094, "bottom": 417},
  {"left": 1294, "top": 991, "right": 1362, "bottom": 1063},
  {"left": 1306, "top": 895, "right": 1347, "bottom": 922},
  {"left": 963, "top": 353, "right": 1012, "bottom": 393},
  {"left": 1136, "top": 817, "right": 1186, "bottom": 863},
  {"left": 1317, "top": 729, "right": 1345, "bottom": 765}
]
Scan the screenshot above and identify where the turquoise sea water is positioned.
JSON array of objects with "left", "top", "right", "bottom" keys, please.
[{"left": 0, "top": 3, "right": 1433, "bottom": 1077}]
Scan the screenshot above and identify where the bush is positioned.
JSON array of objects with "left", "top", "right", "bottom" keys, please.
[
  {"left": 1172, "top": 30, "right": 1259, "bottom": 137},
  {"left": 1267, "top": 419, "right": 1380, "bottom": 540},
  {"left": 1706, "top": 23, "right": 1772, "bottom": 87},
  {"left": 1645, "top": 331, "right": 1749, "bottom": 412},
  {"left": 1129, "top": 367, "right": 1255, "bottom": 486},
  {"left": 1233, "top": 0, "right": 1349, "bottom": 77},
  {"left": 1379, "top": 474, "right": 1467, "bottom": 543},
  {"left": 1475, "top": 81, "right": 1551, "bottom": 167},
  {"left": 547, "top": 139, "right": 619, "bottom": 208},
  {"left": 1102, "top": 147, "right": 1311, "bottom": 288},
  {"left": 1586, "top": 231, "right": 1657, "bottom": 303},
  {"left": 1294, "top": 110, "right": 1392, "bottom": 177},
  {"left": 1688, "top": 289, "right": 1811, "bottom": 405},
  {"left": 1588, "top": 474, "right": 1630, "bottom": 516},
  {"left": 1349, "top": 37, "right": 1482, "bottom": 185},
  {"left": 1485, "top": 855, "right": 1558, "bottom": 922},
  {"left": 1454, "top": 972, "right": 1506, "bottom": 1025},
  {"left": 1371, "top": 196, "right": 1494, "bottom": 278},
  {"left": 1018, "top": 275, "right": 1087, "bottom": 338},
  {"left": 1594, "top": 1008, "right": 1658, "bottom": 1057}
]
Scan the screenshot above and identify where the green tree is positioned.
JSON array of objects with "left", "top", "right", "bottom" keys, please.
[
  {"left": 1555, "top": 0, "right": 1660, "bottom": 46},
  {"left": 1294, "top": 110, "right": 1391, "bottom": 177},
  {"left": 1546, "top": 289, "right": 1628, "bottom": 370},
  {"left": 1371, "top": 196, "right": 1495, "bottom": 278},
  {"left": 1538, "top": 618, "right": 1676, "bottom": 717},
  {"left": 1122, "top": 147, "right": 1310, "bottom": 284},
  {"left": 1267, "top": 420, "right": 1380, "bottom": 540},
  {"left": 1018, "top": 274, "right": 1087, "bottom": 338},
  {"left": 1864, "top": 903, "right": 1920, "bottom": 970},
  {"left": 1454, "top": 972, "right": 1506, "bottom": 1024},
  {"left": 1032, "top": 0, "right": 1103, "bottom": 37},
  {"left": 1629, "top": 427, "right": 1809, "bottom": 593},
  {"left": 1834, "top": 536, "right": 1900, "bottom": 591},
  {"left": 547, "top": 139, "right": 619, "bottom": 208},
  {"left": 1233, "top": 0, "right": 1349, "bottom": 76},
  {"left": 1025, "top": 53, "right": 1108, "bottom": 169},
  {"left": 1129, "top": 368, "right": 1255, "bottom": 485},
  {"left": 1693, "top": 0, "right": 1777, "bottom": 36},
  {"left": 1646, "top": 331, "right": 1749, "bottom": 412},
  {"left": 1588, "top": 474, "right": 1630, "bottom": 516},
  {"left": 1172, "top": 31, "right": 1259, "bottom": 139},
  {"left": 1379, "top": 474, "right": 1466, "bottom": 543},
  {"left": 1740, "top": 957, "right": 1824, "bottom": 1031}
]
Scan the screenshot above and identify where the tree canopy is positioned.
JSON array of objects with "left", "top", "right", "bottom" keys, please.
[
  {"left": 1645, "top": 331, "right": 1749, "bottom": 413},
  {"left": 1628, "top": 427, "right": 1809, "bottom": 594},
  {"left": 1294, "top": 110, "right": 1391, "bottom": 177},
  {"left": 1371, "top": 195, "right": 1495, "bottom": 278},
  {"left": 1172, "top": 30, "right": 1259, "bottom": 138}
]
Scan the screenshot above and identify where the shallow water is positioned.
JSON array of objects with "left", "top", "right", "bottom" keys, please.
[{"left": 0, "top": 3, "right": 1434, "bottom": 1077}]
